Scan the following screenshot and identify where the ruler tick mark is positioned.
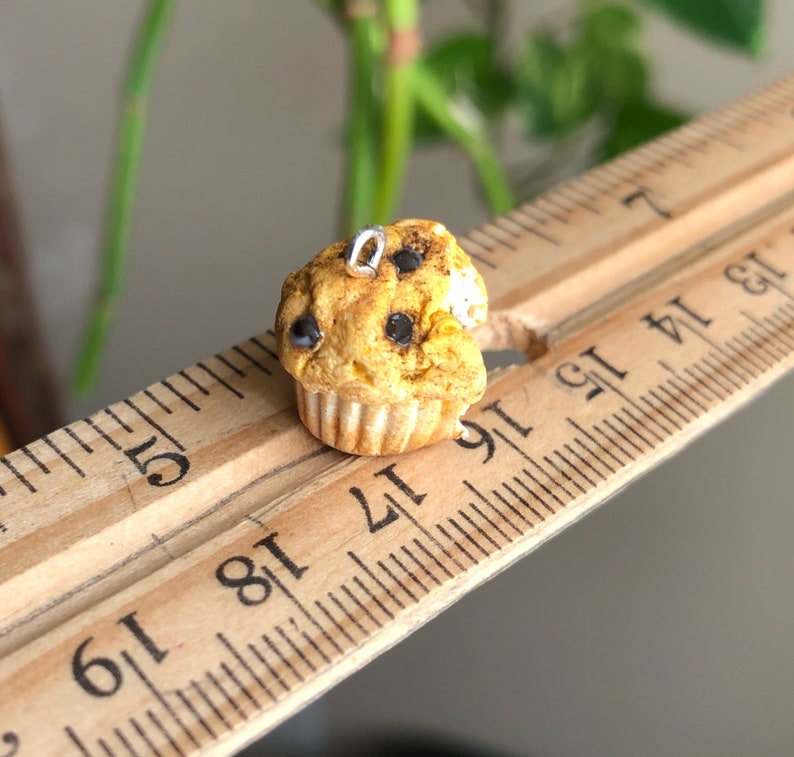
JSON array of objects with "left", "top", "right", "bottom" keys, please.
[
  {"left": 42, "top": 435, "right": 85, "bottom": 477},
  {"left": 145, "top": 710, "right": 184, "bottom": 757},
  {"left": 161, "top": 379, "right": 200, "bottom": 412},
  {"left": 174, "top": 688, "right": 216, "bottom": 740},
  {"left": 554, "top": 448, "right": 597, "bottom": 488},
  {"left": 104, "top": 407, "right": 133, "bottom": 433},
  {"left": 340, "top": 583, "right": 382, "bottom": 630},
  {"left": 124, "top": 399, "right": 185, "bottom": 452},
  {"left": 544, "top": 453, "right": 588, "bottom": 494},
  {"left": 436, "top": 522, "right": 478, "bottom": 564},
  {"left": 1, "top": 457, "right": 35, "bottom": 493},
  {"left": 262, "top": 632, "right": 305, "bottom": 682},
  {"left": 251, "top": 335, "right": 279, "bottom": 362},
  {"left": 315, "top": 598, "right": 356, "bottom": 644},
  {"left": 64, "top": 726, "right": 93, "bottom": 756},
  {"left": 232, "top": 345, "right": 272, "bottom": 375},
  {"left": 220, "top": 660, "right": 261, "bottom": 710},
  {"left": 260, "top": 565, "right": 343, "bottom": 656},
  {"left": 389, "top": 551, "right": 428, "bottom": 595},
  {"left": 351, "top": 574, "right": 396, "bottom": 618},
  {"left": 196, "top": 362, "right": 244, "bottom": 399},
  {"left": 216, "top": 632, "right": 275, "bottom": 704},
  {"left": 327, "top": 590, "right": 368, "bottom": 637},
  {"left": 401, "top": 544, "right": 443, "bottom": 587},
  {"left": 178, "top": 370, "right": 210, "bottom": 396},
  {"left": 460, "top": 507, "right": 504, "bottom": 550},
  {"left": 143, "top": 389, "right": 172, "bottom": 415},
  {"left": 20, "top": 445, "right": 49, "bottom": 473},
  {"left": 464, "top": 480, "right": 524, "bottom": 536},
  {"left": 121, "top": 651, "right": 199, "bottom": 750},
  {"left": 247, "top": 642, "right": 290, "bottom": 694},
  {"left": 112, "top": 726, "right": 140, "bottom": 757},
  {"left": 64, "top": 425, "right": 93, "bottom": 452},
  {"left": 412, "top": 537, "right": 454, "bottom": 579},
  {"left": 205, "top": 670, "right": 246, "bottom": 722},
  {"left": 376, "top": 558, "right": 418, "bottom": 602},
  {"left": 128, "top": 717, "right": 162, "bottom": 757},
  {"left": 84, "top": 417, "right": 121, "bottom": 450},
  {"left": 214, "top": 353, "right": 245, "bottom": 378},
  {"left": 97, "top": 737, "right": 116, "bottom": 757}
]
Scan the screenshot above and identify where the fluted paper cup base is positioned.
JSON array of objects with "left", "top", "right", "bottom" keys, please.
[{"left": 294, "top": 384, "right": 469, "bottom": 455}]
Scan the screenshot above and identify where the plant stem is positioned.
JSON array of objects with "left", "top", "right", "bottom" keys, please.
[
  {"left": 371, "top": 0, "right": 419, "bottom": 224},
  {"left": 413, "top": 62, "right": 514, "bottom": 216},
  {"left": 73, "top": 0, "right": 177, "bottom": 395},
  {"left": 340, "top": 1, "right": 380, "bottom": 234}
]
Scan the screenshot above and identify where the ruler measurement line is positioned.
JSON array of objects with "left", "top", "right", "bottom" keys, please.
[
  {"left": 232, "top": 345, "right": 271, "bottom": 376},
  {"left": 376, "top": 559, "right": 418, "bottom": 602},
  {"left": 0, "top": 457, "right": 34, "bottom": 493},
  {"left": 113, "top": 726, "right": 141, "bottom": 757},
  {"left": 214, "top": 354, "right": 245, "bottom": 378},
  {"left": 219, "top": 661, "right": 261, "bottom": 711},
  {"left": 65, "top": 726, "right": 93, "bottom": 757},
  {"left": 144, "top": 389, "right": 172, "bottom": 415},
  {"left": 129, "top": 716, "right": 162, "bottom": 757},
  {"left": 463, "top": 479, "right": 525, "bottom": 535},
  {"left": 247, "top": 642, "right": 290, "bottom": 695},
  {"left": 261, "top": 632, "right": 304, "bottom": 683},
  {"left": 297, "top": 627, "right": 332, "bottom": 667},
  {"left": 459, "top": 507, "right": 506, "bottom": 549},
  {"left": 160, "top": 380, "right": 200, "bottom": 412},
  {"left": 448, "top": 515, "right": 491, "bottom": 557},
  {"left": 97, "top": 737, "right": 117, "bottom": 757},
  {"left": 566, "top": 419, "right": 622, "bottom": 472},
  {"left": 196, "top": 362, "right": 243, "bottom": 399},
  {"left": 41, "top": 435, "right": 86, "bottom": 478},
  {"left": 661, "top": 376, "right": 709, "bottom": 416},
  {"left": 435, "top": 522, "right": 478, "bottom": 564},
  {"left": 274, "top": 625, "right": 317, "bottom": 675},
  {"left": 205, "top": 671, "right": 246, "bottom": 723},
  {"left": 250, "top": 336, "right": 279, "bottom": 362},
  {"left": 216, "top": 633, "right": 276, "bottom": 704},
  {"left": 733, "top": 332, "right": 776, "bottom": 368},
  {"left": 554, "top": 448, "right": 597, "bottom": 489},
  {"left": 601, "top": 418, "right": 644, "bottom": 455},
  {"left": 64, "top": 425, "right": 93, "bottom": 453},
  {"left": 314, "top": 598, "right": 357, "bottom": 644},
  {"left": 339, "top": 583, "right": 382, "bottom": 630},
  {"left": 256, "top": 562, "right": 343, "bottom": 657},
  {"left": 145, "top": 710, "right": 184, "bottom": 757},
  {"left": 123, "top": 400, "right": 185, "bottom": 452},
  {"left": 83, "top": 416, "right": 121, "bottom": 451},
  {"left": 389, "top": 551, "right": 429, "bottom": 595},
  {"left": 174, "top": 689, "right": 216, "bottom": 740},
  {"left": 121, "top": 651, "right": 199, "bottom": 750},
  {"left": 19, "top": 445, "right": 49, "bottom": 474},
  {"left": 402, "top": 544, "right": 443, "bottom": 587},
  {"left": 190, "top": 679, "right": 231, "bottom": 731},
  {"left": 351, "top": 572, "right": 398, "bottom": 618},
  {"left": 104, "top": 408, "right": 133, "bottom": 433},
  {"left": 326, "top": 591, "right": 368, "bottom": 638},
  {"left": 466, "top": 498, "right": 515, "bottom": 542}
]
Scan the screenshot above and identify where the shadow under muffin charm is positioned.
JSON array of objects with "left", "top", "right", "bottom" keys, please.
[{"left": 275, "top": 219, "right": 488, "bottom": 455}]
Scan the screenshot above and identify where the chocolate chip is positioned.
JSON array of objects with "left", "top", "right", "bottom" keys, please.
[
  {"left": 385, "top": 312, "right": 413, "bottom": 347},
  {"left": 391, "top": 247, "right": 423, "bottom": 274},
  {"left": 289, "top": 314, "right": 321, "bottom": 348}
]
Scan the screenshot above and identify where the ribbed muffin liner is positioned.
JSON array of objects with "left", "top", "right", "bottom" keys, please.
[{"left": 294, "top": 383, "right": 469, "bottom": 455}]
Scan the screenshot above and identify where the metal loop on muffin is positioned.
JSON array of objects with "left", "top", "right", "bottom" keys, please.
[{"left": 344, "top": 224, "right": 387, "bottom": 279}]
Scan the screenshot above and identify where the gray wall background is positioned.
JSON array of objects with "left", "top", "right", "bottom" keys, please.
[{"left": 1, "top": 2, "right": 793, "bottom": 755}]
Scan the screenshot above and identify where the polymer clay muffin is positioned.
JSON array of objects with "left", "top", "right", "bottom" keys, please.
[{"left": 275, "top": 218, "right": 487, "bottom": 455}]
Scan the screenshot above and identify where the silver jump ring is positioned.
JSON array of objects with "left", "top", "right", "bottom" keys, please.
[{"left": 344, "top": 224, "right": 386, "bottom": 279}]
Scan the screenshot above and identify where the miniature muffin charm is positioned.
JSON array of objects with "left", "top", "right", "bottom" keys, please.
[{"left": 275, "top": 219, "right": 488, "bottom": 455}]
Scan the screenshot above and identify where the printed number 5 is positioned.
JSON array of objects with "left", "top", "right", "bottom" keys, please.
[{"left": 124, "top": 436, "right": 190, "bottom": 487}]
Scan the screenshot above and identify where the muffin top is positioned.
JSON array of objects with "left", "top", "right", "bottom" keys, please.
[{"left": 275, "top": 219, "right": 488, "bottom": 404}]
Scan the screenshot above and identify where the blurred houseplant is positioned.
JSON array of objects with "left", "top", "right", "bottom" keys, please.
[{"left": 71, "top": 0, "right": 764, "bottom": 395}]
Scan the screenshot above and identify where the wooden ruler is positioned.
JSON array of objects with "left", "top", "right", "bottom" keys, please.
[{"left": 2, "top": 75, "right": 794, "bottom": 757}]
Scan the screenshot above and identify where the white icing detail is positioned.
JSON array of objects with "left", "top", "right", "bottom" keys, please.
[{"left": 445, "top": 268, "right": 488, "bottom": 329}]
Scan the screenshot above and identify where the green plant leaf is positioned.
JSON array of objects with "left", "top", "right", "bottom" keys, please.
[
  {"left": 516, "top": 31, "right": 600, "bottom": 139},
  {"left": 414, "top": 31, "right": 512, "bottom": 143},
  {"left": 636, "top": 0, "right": 764, "bottom": 55},
  {"left": 601, "top": 99, "right": 689, "bottom": 159},
  {"left": 580, "top": 1, "right": 641, "bottom": 48}
]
